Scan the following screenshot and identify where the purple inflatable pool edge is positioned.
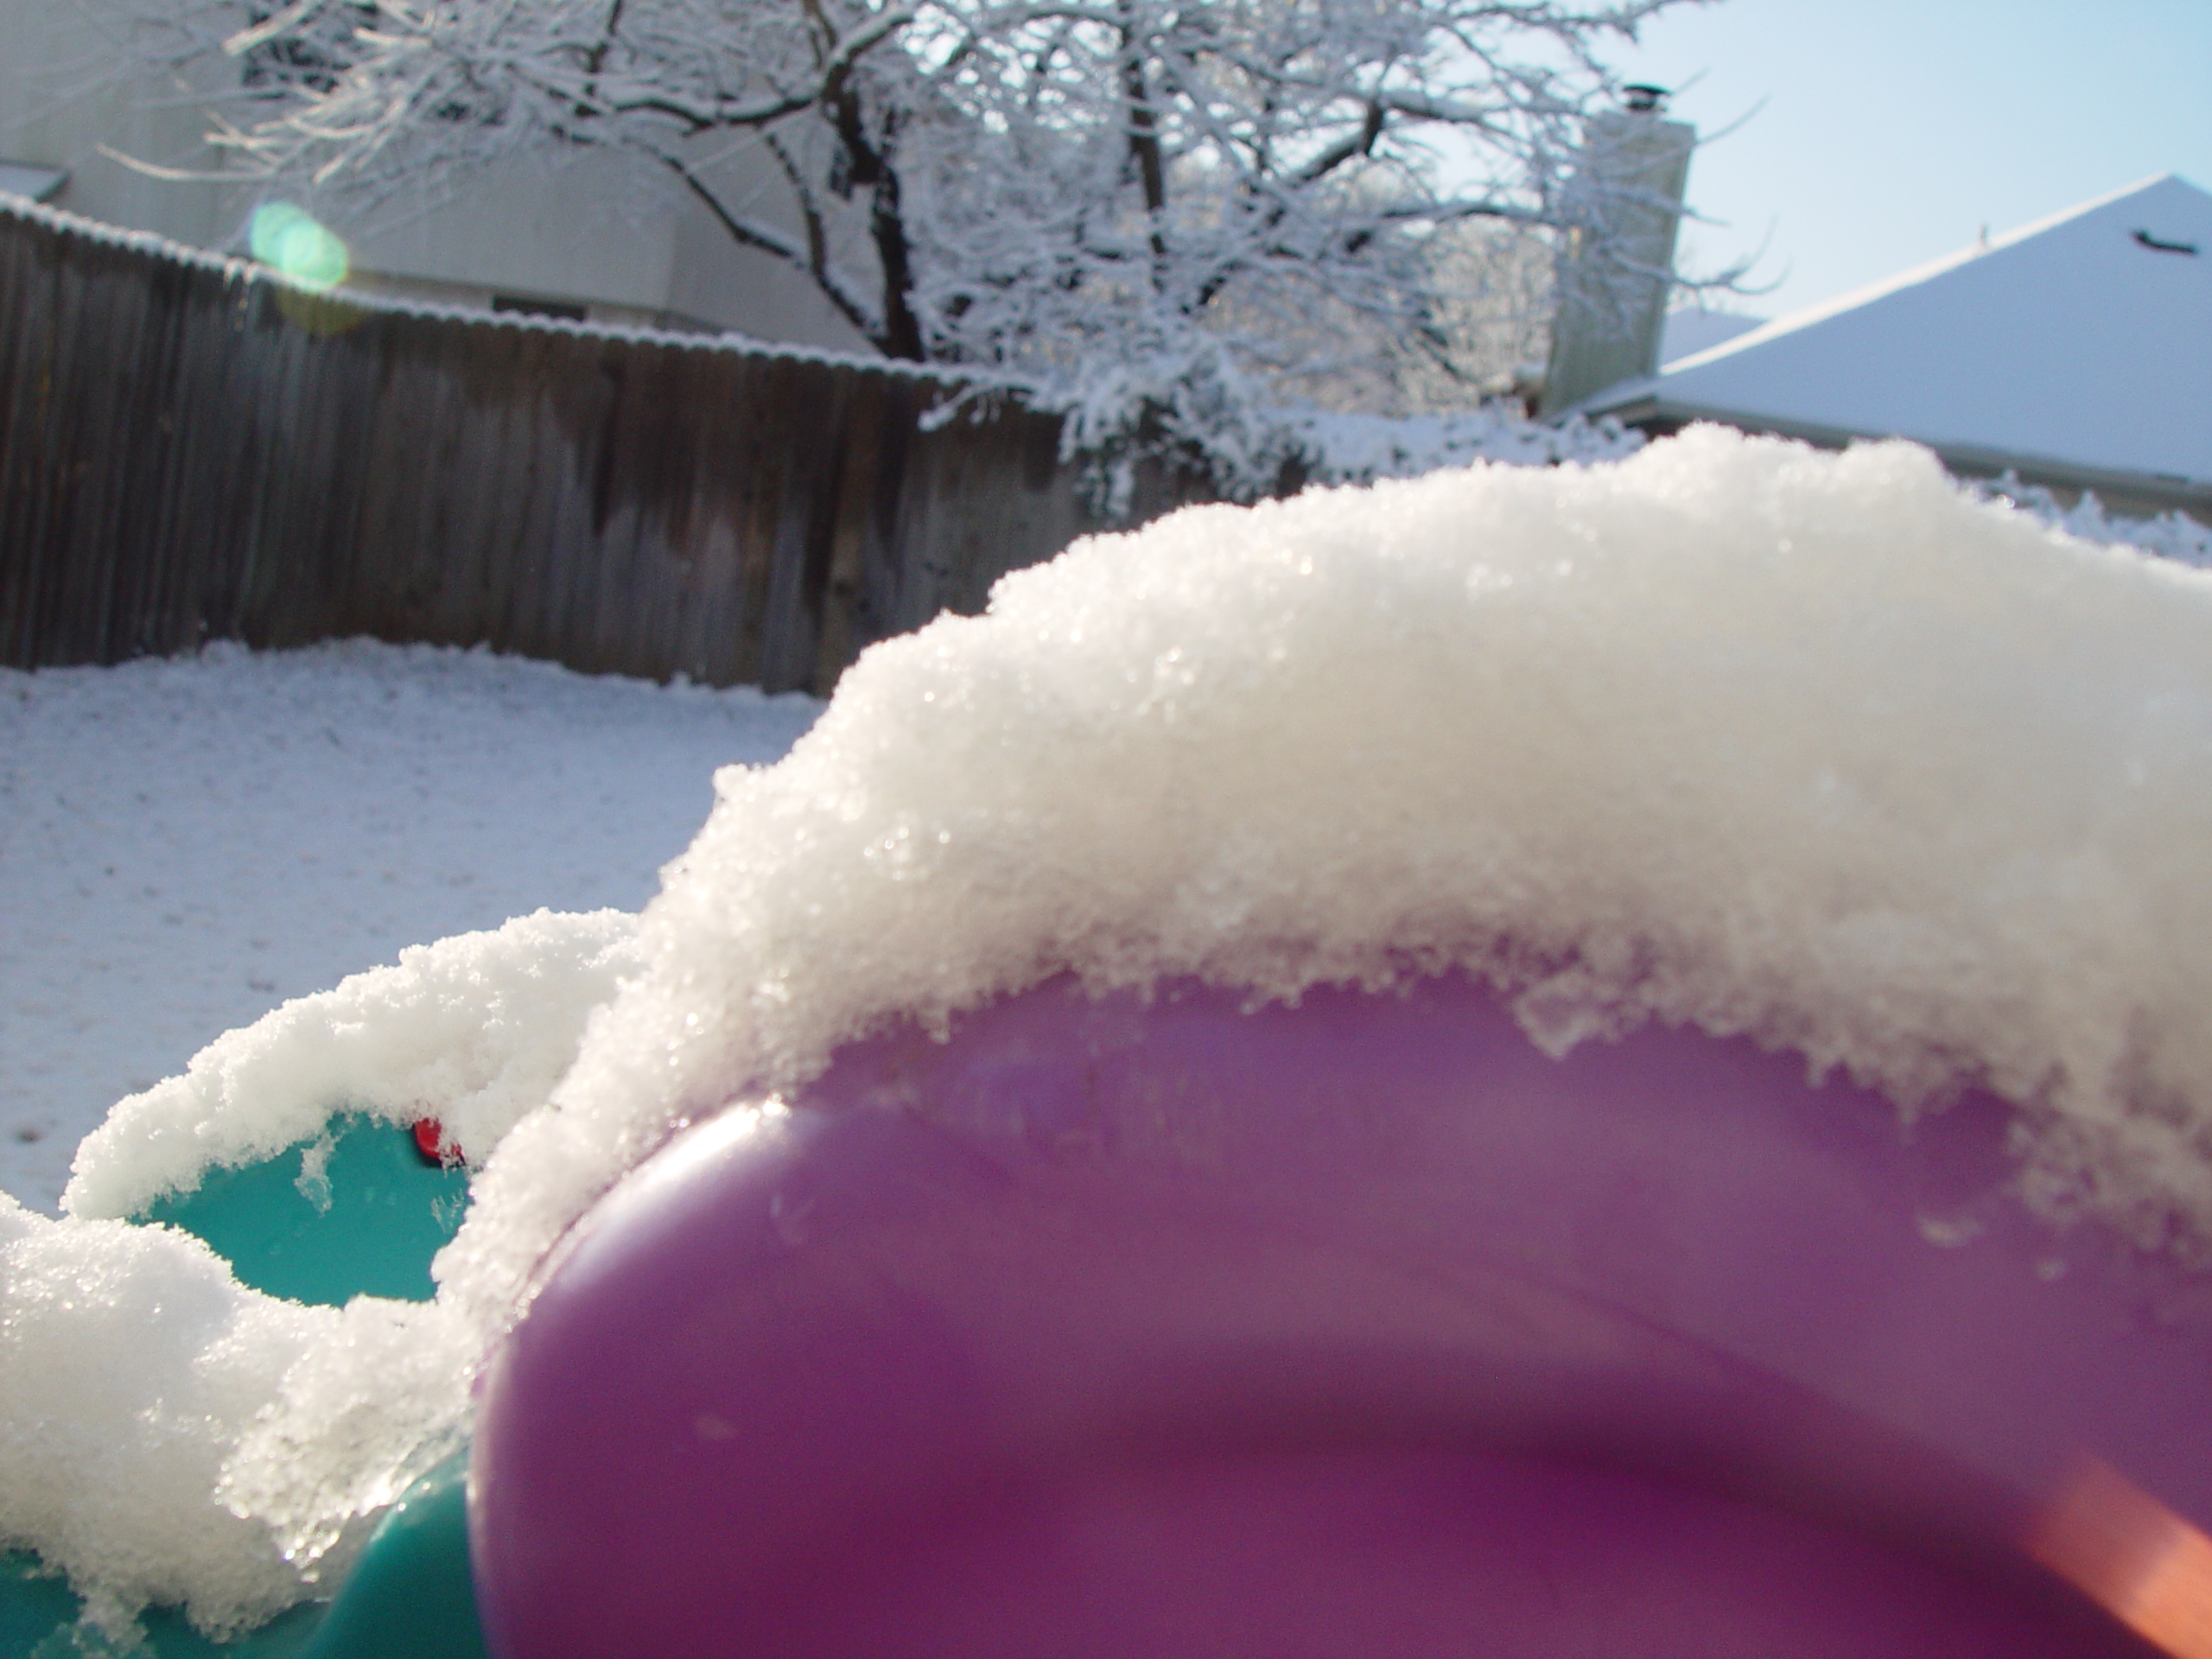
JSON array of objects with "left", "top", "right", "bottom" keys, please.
[{"left": 469, "top": 973, "right": 2209, "bottom": 1657}]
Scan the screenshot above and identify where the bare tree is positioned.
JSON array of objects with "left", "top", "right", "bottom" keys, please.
[{"left": 111, "top": 0, "right": 1713, "bottom": 492}]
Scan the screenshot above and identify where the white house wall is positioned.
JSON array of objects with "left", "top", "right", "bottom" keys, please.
[
  {"left": 0, "top": 0, "right": 252, "bottom": 251},
  {"left": 0, "top": 0, "right": 871, "bottom": 353},
  {"left": 334, "top": 149, "right": 685, "bottom": 319},
  {"left": 662, "top": 133, "right": 876, "bottom": 354}
]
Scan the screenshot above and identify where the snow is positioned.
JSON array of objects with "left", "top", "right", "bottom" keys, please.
[
  {"left": 1979, "top": 475, "right": 2212, "bottom": 569},
  {"left": 2, "top": 642, "right": 817, "bottom": 1644},
  {"left": 1592, "top": 175, "right": 2212, "bottom": 488},
  {"left": 0, "top": 1198, "right": 337, "bottom": 1637},
  {"left": 9, "top": 428, "right": 2212, "bottom": 1641},
  {"left": 1280, "top": 404, "right": 1643, "bottom": 486},
  {"left": 0, "top": 640, "right": 820, "bottom": 1213},
  {"left": 469, "top": 426, "right": 2212, "bottom": 1346},
  {"left": 66, "top": 910, "right": 641, "bottom": 1224},
  {"left": 0, "top": 191, "right": 979, "bottom": 382}
]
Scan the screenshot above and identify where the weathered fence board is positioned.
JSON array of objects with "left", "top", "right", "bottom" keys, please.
[{"left": 0, "top": 198, "right": 1154, "bottom": 694}]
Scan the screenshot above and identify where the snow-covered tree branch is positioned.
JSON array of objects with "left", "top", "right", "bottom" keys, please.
[{"left": 109, "top": 0, "right": 1718, "bottom": 494}]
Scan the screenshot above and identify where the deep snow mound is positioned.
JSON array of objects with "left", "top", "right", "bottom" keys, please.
[
  {"left": 454, "top": 425, "right": 2212, "bottom": 1331},
  {"left": 10, "top": 425, "right": 2212, "bottom": 1639}
]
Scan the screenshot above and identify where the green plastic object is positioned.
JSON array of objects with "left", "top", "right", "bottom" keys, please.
[
  {"left": 139, "top": 1113, "right": 470, "bottom": 1306},
  {"left": 0, "top": 1560, "right": 76, "bottom": 1656},
  {"left": 300, "top": 1451, "right": 486, "bottom": 1659},
  {"left": 1, "top": 1118, "right": 488, "bottom": 1656}
]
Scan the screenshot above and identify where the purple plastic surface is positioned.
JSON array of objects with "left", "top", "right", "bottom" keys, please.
[{"left": 472, "top": 974, "right": 2206, "bottom": 1656}]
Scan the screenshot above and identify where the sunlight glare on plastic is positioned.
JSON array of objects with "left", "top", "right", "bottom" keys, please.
[{"left": 2029, "top": 1456, "right": 2212, "bottom": 1659}]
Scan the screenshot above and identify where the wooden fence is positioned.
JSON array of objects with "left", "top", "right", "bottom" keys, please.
[{"left": 0, "top": 197, "right": 1157, "bottom": 695}]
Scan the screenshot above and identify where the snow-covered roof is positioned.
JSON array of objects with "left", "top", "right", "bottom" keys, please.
[
  {"left": 1658, "top": 308, "right": 1763, "bottom": 365},
  {"left": 1586, "top": 175, "right": 2212, "bottom": 501}
]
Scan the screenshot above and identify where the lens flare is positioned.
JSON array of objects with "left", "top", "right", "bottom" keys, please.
[{"left": 248, "top": 201, "right": 349, "bottom": 292}]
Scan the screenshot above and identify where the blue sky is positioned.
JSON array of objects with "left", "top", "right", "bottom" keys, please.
[{"left": 1606, "top": 0, "right": 2212, "bottom": 319}]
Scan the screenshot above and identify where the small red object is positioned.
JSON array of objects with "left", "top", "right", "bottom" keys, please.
[{"left": 412, "top": 1117, "right": 456, "bottom": 1166}]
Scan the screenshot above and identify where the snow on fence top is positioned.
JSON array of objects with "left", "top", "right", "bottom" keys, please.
[
  {"left": 0, "top": 193, "right": 1096, "bottom": 697},
  {"left": 0, "top": 190, "right": 984, "bottom": 383}
]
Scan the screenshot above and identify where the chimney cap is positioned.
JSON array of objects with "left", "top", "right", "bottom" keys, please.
[{"left": 1622, "top": 84, "right": 1669, "bottom": 113}]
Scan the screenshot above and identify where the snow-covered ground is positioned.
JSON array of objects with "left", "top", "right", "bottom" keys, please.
[{"left": 0, "top": 641, "right": 819, "bottom": 1211}]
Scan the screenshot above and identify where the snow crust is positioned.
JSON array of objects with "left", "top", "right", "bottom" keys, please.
[
  {"left": 457, "top": 427, "right": 2212, "bottom": 1337},
  {"left": 10, "top": 426, "right": 2212, "bottom": 1636},
  {"left": 0, "top": 1190, "right": 475, "bottom": 1642},
  {"left": 0, "top": 1196, "right": 335, "bottom": 1638},
  {"left": 66, "top": 910, "right": 639, "bottom": 1223}
]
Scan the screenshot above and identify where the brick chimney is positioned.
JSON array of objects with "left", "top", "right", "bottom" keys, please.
[{"left": 1538, "top": 87, "right": 1694, "bottom": 418}]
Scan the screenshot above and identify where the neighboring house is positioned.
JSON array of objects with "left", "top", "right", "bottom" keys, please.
[
  {"left": 0, "top": 0, "right": 870, "bottom": 348},
  {"left": 1576, "top": 175, "right": 2212, "bottom": 524},
  {"left": 1657, "top": 308, "right": 1764, "bottom": 365}
]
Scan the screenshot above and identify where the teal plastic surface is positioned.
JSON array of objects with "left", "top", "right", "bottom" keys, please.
[
  {"left": 0, "top": 1561, "right": 74, "bottom": 1656},
  {"left": 2, "top": 1119, "right": 487, "bottom": 1656},
  {"left": 139, "top": 1113, "right": 469, "bottom": 1306},
  {"left": 300, "top": 1451, "right": 486, "bottom": 1659}
]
